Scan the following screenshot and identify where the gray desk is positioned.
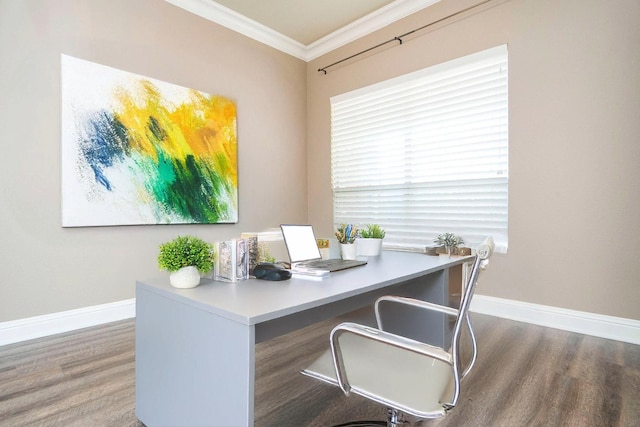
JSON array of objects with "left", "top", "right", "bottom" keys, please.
[{"left": 135, "top": 251, "right": 469, "bottom": 426}]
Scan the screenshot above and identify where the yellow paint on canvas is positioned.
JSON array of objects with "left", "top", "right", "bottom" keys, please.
[{"left": 111, "top": 81, "right": 237, "bottom": 188}]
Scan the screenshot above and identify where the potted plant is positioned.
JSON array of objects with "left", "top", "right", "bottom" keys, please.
[
  {"left": 158, "top": 235, "right": 214, "bottom": 288},
  {"left": 258, "top": 241, "right": 276, "bottom": 264},
  {"left": 357, "top": 224, "right": 386, "bottom": 256},
  {"left": 335, "top": 224, "right": 358, "bottom": 260},
  {"left": 316, "top": 238, "right": 330, "bottom": 260},
  {"left": 434, "top": 233, "right": 464, "bottom": 258}
]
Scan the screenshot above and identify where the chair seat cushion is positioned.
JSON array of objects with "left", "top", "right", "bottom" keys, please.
[{"left": 302, "top": 332, "right": 454, "bottom": 418}]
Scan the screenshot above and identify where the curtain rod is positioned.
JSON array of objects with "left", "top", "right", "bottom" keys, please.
[{"left": 317, "top": 0, "right": 493, "bottom": 75}]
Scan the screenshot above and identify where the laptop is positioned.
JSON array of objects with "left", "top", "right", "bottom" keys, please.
[{"left": 280, "top": 224, "right": 367, "bottom": 274}]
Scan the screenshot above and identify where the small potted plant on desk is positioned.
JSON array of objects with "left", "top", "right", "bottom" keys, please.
[
  {"left": 335, "top": 224, "right": 358, "bottom": 260},
  {"left": 357, "top": 224, "right": 386, "bottom": 256},
  {"left": 316, "top": 238, "right": 330, "bottom": 260},
  {"left": 158, "top": 235, "right": 214, "bottom": 288},
  {"left": 434, "top": 232, "right": 465, "bottom": 258}
]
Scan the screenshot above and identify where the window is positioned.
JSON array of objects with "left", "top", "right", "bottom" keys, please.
[{"left": 331, "top": 45, "right": 508, "bottom": 252}]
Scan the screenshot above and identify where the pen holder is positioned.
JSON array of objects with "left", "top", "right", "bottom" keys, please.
[{"left": 340, "top": 243, "right": 357, "bottom": 260}]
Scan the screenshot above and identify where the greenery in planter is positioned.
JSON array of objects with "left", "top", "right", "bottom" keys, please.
[
  {"left": 434, "top": 233, "right": 464, "bottom": 255},
  {"left": 360, "top": 224, "right": 386, "bottom": 239},
  {"left": 158, "top": 235, "right": 214, "bottom": 273},
  {"left": 258, "top": 241, "right": 276, "bottom": 263},
  {"left": 335, "top": 224, "right": 358, "bottom": 244},
  {"left": 316, "top": 239, "right": 330, "bottom": 249}
]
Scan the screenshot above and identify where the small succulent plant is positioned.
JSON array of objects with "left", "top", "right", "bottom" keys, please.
[{"left": 434, "top": 233, "right": 464, "bottom": 255}]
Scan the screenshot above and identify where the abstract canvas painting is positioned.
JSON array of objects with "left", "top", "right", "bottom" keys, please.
[{"left": 61, "top": 54, "right": 238, "bottom": 226}]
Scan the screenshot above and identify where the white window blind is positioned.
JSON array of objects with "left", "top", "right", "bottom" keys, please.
[{"left": 331, "top": 45, "right": 508, "bottom": 252}]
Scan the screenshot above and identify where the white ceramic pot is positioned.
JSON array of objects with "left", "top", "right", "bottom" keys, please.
[
  {"left": 340, "top": 243, "right": 357, "bottom": 260},
  {"left": 169, "top": 266, "right": 201, "bottom": 289},
  {"left": 356, "top": 238, "right": 383, "bottom": 257}
]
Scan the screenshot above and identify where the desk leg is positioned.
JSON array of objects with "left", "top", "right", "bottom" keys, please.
[{"left": 136, "top": 286, "right": 255, "bottom": 426}]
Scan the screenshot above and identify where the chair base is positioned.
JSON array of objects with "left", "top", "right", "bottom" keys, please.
[
  {"left": 333, "top": 422, "right": 387, "bottom": 427},
  {"left": 332, "top": 408, "right": 408, "bottom": 427}
]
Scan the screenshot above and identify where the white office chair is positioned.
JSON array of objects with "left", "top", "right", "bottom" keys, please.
[{"left": 302, "top": 237, "right": 495, "bottom": 427}]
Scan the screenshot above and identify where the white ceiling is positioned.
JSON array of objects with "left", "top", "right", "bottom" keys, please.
[
  {"left": 165, "top": 0, "right": 441, "bottom": 61},
  {"left": 212, "top": 0, "right": 396, "bottom": 46}
]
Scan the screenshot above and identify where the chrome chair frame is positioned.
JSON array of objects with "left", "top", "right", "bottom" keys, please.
[{"left": 303, "top": 237, "right": 494, "bottom": 426}]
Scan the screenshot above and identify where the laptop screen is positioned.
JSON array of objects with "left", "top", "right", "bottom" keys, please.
[{"left": 280, "top": 224, "right": 322, "bottom": 263}]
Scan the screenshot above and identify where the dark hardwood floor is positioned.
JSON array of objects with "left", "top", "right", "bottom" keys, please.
[{"left": 0, "top": 312, "right": 638, "bottom": 426}]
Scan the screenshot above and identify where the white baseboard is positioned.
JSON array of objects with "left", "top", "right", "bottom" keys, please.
[
  {"left": 0, "top": 299, "right": 136, "bottom": 347},
  {"left": 2, "top": 295, "right": 639, "bottom": 347},
  {"left": 471, "top": 294, "right": 640, "bottom": 345}
]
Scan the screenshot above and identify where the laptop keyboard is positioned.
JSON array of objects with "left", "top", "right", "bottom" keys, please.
[{"left": 298, "top": 259, "right": 366, "bottom": 271}]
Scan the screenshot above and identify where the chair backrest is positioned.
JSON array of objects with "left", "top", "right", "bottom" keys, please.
[{"left": 447, "top": 236, "right": 494, "bottom": 408}]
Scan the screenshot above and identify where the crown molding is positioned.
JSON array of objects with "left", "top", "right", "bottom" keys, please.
[
  {"left": 165, "top": 0, "right": 441, "bottom": 62},
  {"left": 165, "top": 0, "right": 308, "bottom": 59},
  {"left": 306, "top": 0, "right": 440, "bottom": 61}
]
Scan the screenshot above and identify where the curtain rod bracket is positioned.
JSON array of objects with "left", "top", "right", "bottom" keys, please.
[
  {"left": 395, "top": 37, "right": 403, "bottom": 45},
  {"left": 318, "top": 68, "right": 327, "bottom": 75}
]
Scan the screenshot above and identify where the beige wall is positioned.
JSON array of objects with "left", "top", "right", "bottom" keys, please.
[
  {"left": 0, "top": 0, "right": 307, "bottom": 322},
  {"left": 1, "top": 0, "right": 638, "bottom": 324},
  {"left": 307, "top": 0, "right": 640, "bottom": 319}
]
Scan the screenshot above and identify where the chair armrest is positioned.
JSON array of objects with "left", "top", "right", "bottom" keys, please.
[
  {"left": 329, "top": 322, "right": 452, "bottom": 395},
  {"left": 375, "top": 295, "right": 458, "bottom": 331},
  {"left": 477, "top": 236, "right": 495, "bottom": 259}
]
